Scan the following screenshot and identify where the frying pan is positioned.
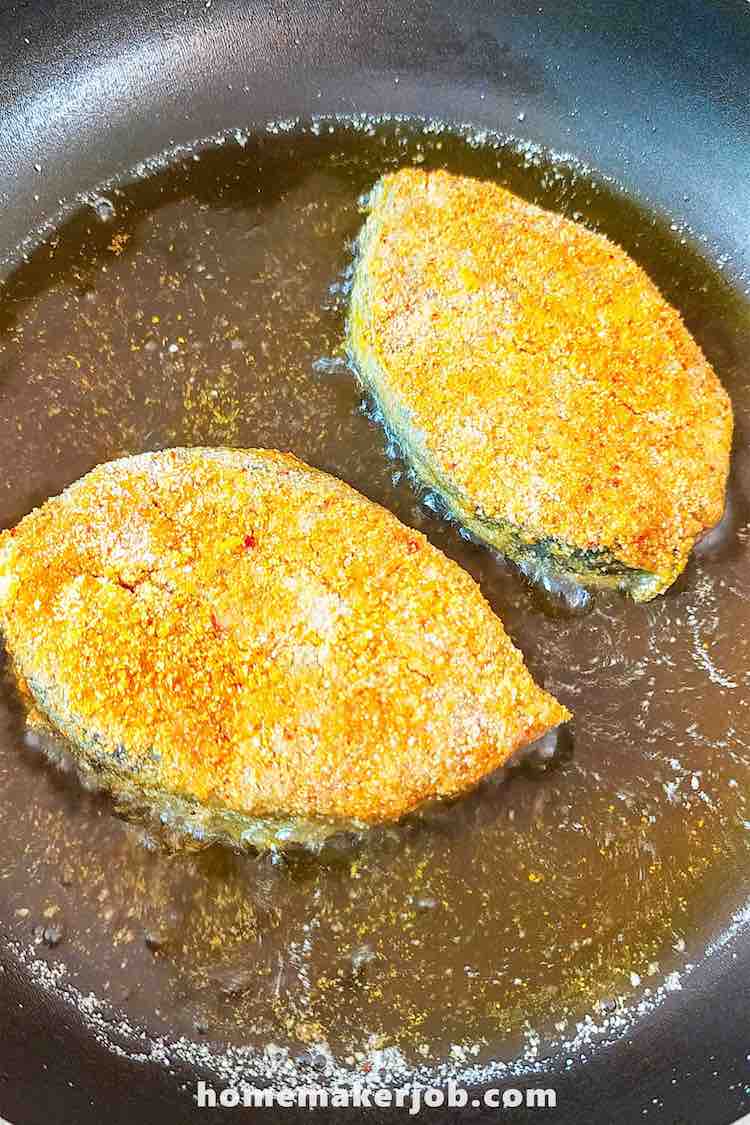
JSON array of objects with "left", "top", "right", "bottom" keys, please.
[{"left": 1, "top": 1, "right": 750, "bottom": 1122}]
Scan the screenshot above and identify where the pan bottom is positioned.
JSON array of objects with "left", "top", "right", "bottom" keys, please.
[{"left": 0, "top": 117, "right": 749, "bottom": 1083}]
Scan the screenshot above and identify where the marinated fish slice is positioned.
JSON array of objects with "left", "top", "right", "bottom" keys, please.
[
  {"left": 348, "top": 168, "right": 733, "bottom": 600},
  {"left": 0, "top": 448, "right": 568, "bottom": 846}
]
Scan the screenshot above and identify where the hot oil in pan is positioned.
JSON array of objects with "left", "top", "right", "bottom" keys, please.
[{"left": 0, "top": 119, "right": 749, "bottom": 1065}]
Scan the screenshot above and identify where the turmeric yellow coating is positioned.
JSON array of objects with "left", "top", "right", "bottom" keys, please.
[
  {"left": 0, "top": 448, "right": 567, "bottom": 832},
  {"left": 348, "top": 168, "right": 733, "bottom": 600}
]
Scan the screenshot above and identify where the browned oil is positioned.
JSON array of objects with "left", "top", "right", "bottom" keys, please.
[{"left": 1, "top": 119, "right": 749, "bottom": 1067}]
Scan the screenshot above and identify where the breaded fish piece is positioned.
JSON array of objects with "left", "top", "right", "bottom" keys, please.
[
  {"left": 348, "top": 168, "right": 733, "bottom": 600},
  {"left": 0, "top": 448, "right": 568, "bottom": 847}
]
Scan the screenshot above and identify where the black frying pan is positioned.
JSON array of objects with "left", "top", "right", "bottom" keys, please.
[{"left": 1, "top": 2, "right": 750, "bottom": 1123}]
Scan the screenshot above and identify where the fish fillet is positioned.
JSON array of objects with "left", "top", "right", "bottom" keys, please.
[
  {"left": 348, "top": 168, "right": 733, "bottom": 600},
  {"left": 0, "top": 447, "right": 568, "bottom": 846}
]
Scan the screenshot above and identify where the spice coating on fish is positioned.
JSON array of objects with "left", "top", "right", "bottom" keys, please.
[
  {"left": 348, "top": 168, "right": 733, "bottom": 600},
  {"left": 0, "top": 448, "right": 568, "bottom": 841}
]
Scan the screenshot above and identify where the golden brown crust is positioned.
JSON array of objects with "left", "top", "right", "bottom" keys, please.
[
  {"left": 0, "top": 448, "right": 568, "bottom": 825},
  {"left": 349, "top": 168, "right": 733, "bottom": 597}
]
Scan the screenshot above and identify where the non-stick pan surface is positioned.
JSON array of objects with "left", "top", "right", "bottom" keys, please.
[{"left": 1, "top": 3, "right": 750, "bottom": 1123}]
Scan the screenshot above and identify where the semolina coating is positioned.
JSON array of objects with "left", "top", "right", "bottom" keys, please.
[
  {"left": 348, "top": 168, "right": 733, "bottom": 601},
  {"left": 0, "top": 447, "right": 568, "bottom": 838}
]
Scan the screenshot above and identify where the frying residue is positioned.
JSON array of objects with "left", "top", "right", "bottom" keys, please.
[{"left": 0, "top": 117, "right": 749, "bottom": 1079}]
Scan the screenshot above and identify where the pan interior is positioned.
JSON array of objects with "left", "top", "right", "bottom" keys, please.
[{"left": 1, "top": 118, "right": 749, "bottom": 1071}]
